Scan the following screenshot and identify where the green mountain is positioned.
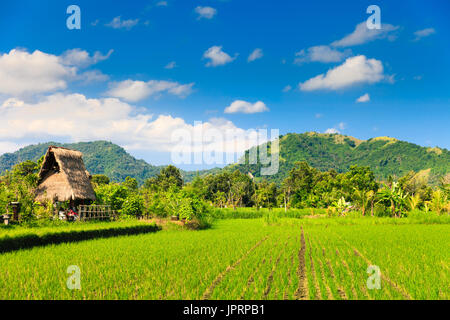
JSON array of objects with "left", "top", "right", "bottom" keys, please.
[
  {"left": 0, "top": 141, "right": 164, "bottom": 184},
  {"left": 1, "top": 133, "right": 448, "bottom": 185},
  {"left": 226, "top": 132, "right": 450, "bottom": 185}
]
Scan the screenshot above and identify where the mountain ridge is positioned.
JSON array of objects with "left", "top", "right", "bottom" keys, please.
[{"left": 0, "top": 132, "right": 448, "bottom": 184}]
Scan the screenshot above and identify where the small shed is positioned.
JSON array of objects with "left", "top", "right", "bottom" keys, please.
[{"left": 35, "top": 146, "right": 96, "bottom": 204}]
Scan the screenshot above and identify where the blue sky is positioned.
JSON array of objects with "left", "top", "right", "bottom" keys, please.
[{"left": 0, "top": 0, "right": 449, "bottom": 169}]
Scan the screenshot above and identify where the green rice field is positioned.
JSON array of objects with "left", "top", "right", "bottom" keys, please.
[{"left": 0, "top": 217, "right": 448, "bottom": 300}]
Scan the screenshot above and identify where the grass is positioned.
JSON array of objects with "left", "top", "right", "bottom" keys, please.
[
  {"left": 210, "top": 207, "right": 326, "bottom": 219},
  {"left": 0, "top": 213, "right": 448, "bottom": 300},
  {"left": 0, "top": 220, "right": 159, "bottom": 253}
]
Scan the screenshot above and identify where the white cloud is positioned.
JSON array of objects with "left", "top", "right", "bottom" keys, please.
[
  {"left": 294, "top": 45, "right": 352, "bottom": 64},
  {"left": 165, "top": 61, "right": 177, "bottom": 69},
  {"left": 0, "top": 49, "right": 76, "bottom": 96},
  {"left": 106, "top": 16, "right": 139, "bottom": 30},
  {"left": 282, "top": 85, "right": 292, "bottom": 92},
  {"left": 299, "top": 55, "right": 385, "bottom": 91},
  {"left": 0, "top": 48, "right": 115, "bottom": 96},
  {"left": 338, "top": 122, "right": 346, "bottom": 130},
  {"left": 413, "top": 28, "right": 435, "bottom": 41},
  {"left": 156, "top": 1, "right": 168, "bottom": 6},
  {"left": 331, "top": 21, "right": 399, "bottom": 47},
  {"left": 203, "top": 46, "right": 236, "bottom": 67},
  {"left": 0, "top": 93, "right": 264, "bottom": 155},
  {"left": 106, "top": 79, "right": 194, "bottom": 102},
  {"left": 0, "top": 141, "right": 23, "bottom": 155},
  {"left": 248, "top": 48, "right": 263, "bottom": 62},
  {"left": 60, "top": 49, "right": 113, "bottom": 68},
  {"left": 78, "top": 70, "right": 109, "bottom": 83},
  {"left": 224, "top": 100, "right": 269, "bottom": 114},
  {"left": 315, "top": 113, "right": 323, "bottom": 119},
  {"left": 356, "top": 93, "right": 370, "bottom": 103},
  {"left": 2, "top": 98, "right": 25, "bottom": 108},
  {"left": 195, "top": 6, "right": 217, "bottom": 19},
  {"left": 325, "top": 128, "right": 340, "bottom": 134}
]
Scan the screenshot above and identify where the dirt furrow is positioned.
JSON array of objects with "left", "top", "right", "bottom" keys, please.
[
  {"left": 318, "top": 259, "right": 334, "bottom": 299},
  {"left": 283, "top": 236, "right": 298, "bottom": 300},
  {"left": 201, "top": 235, "right": 269, "bottom": 300},
  {"left": 308, "top": 238, "right": 321, "bottom": 299},
  {"left": 294, "top": 227, "right": 308, "bottom": 300},
  {"left": 337, "top": 249, "right": 361, "bottom": 300},
  {"left": 336, "top": 234, "right": 413, "bottom": 300}
]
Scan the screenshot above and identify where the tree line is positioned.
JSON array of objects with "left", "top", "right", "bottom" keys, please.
[{"left": 0, "top": 159, "right": 448, "bottom": 223}]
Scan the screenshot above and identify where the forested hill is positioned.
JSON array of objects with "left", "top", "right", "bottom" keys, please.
[
  {"left": 1, "top": 133, "right": 449, "bottom": 184},
  {"left": 0, "top": 141, "right": 164, "bottom": 184},
  {"left": 226, "top": 132, "right": 450, "bottom": 184}
]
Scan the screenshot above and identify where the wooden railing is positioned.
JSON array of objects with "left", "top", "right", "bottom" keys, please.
[{"left": 77, "top": 205, "right": 116, "bottom": 221}]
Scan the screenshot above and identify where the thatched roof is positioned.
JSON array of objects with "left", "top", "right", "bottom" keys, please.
[{"left": 35, "top": 146, "right": 96, "bottom": 202}]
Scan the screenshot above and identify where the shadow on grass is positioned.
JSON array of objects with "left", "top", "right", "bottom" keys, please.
[{"left": 0, "top": 224, "right": 161, "bottom": 254}]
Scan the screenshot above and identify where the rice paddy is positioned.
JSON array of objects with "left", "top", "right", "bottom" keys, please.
[{"left": 0, "top": 217, "right": 448, "bottom": 300}]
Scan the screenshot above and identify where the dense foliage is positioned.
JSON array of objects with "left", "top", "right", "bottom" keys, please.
[{"left": 0, "top": 157, "right": 448, "bottom": 223}]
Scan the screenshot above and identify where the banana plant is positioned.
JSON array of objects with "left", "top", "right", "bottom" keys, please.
[{"left": 377, "top": 182, "right": 408, "bottom": 217}]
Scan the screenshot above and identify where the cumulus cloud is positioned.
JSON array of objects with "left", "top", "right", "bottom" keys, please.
[
  {"left": 156, "top": 1, "right": 168, "bottom": 6},
  {"left": 299, "top": 55, "right": 385, "bottom": 91},
  {"left": 2, "top": 98, "right": 25, "bottom": 108},
  {"left": 203, "top": 46, "right": 236, "bottom": 67},
  {"left": 248, "top": 48, "right": 263, "bottom": 62},
  {"left": 224, "top": 100, "right": 269, "bottom": 114},
  {"left": 294, "top": 45, "right": 352, "bottom": 64},
  {"left": 106, "top": 79, "right": 194, "bottom": 102},
  {"left": 413, "top": 28, "right": 436, "bottom": 41},
  {"left": 356, "top": 93, "right": 370, "bottom": 103},
  {"left": 106, "top": 16, "right": 139, "bottom": 30},
  {"left": 195, "top": 6, "right": 217, "bottom": 19},
  {"left": 0, "top": 49, "right": 76, "bottom": 96},
  {"left": 0, "top": 93, "right": 265, "bottom": 156},
  {"left": 60, "top": 49, "right": 113, "bottom": 68},
  {"left": 0, "top": 48, "right": 114, "bottom": 96},
  {"left": 325, "top": 122, "right": 346, "bottom": 134},
  {"left": 331, "top": 21, "right": 399, "bottom": 47},
  {"left": 325, "top": 128, "right": 340, "bottom": 134},
  {"left": 78, "top": 70, "right": 109, "bottom": 83}
]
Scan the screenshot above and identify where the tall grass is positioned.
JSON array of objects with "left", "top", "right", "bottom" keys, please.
[{"left": 210, "top": 207, "right": 326, "bottom": 219}]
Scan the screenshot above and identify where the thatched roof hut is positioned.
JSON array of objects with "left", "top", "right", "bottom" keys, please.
[{"left": 35, "top": 146, "right": 96, "bottom": 203}]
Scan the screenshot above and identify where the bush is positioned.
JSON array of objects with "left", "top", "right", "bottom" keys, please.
[{"left": 121, "top": 193, "right": 144, "bottom": 217}]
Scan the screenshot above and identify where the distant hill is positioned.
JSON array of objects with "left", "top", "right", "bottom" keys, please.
[
  {"left": 224, "top": 132, "right": 450, "bottom": 185},
  {"left": 0, "top": 141, "right": 164, "bottom": 184},
  {"left": 1, "top": 133, "right": 448, "bottom": 185}
]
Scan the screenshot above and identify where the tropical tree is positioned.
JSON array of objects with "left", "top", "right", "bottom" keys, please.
[
  {"left": 408, "top": 193, "right": 421, "bottom": 211},
  {"left": 352, "top": 188, "right": 375, "bottom": 216},
  {"left": 428, "top": 189, "right": 448, "bottom": 215},
  {"left": 377, "top": 182, "right": 408, "bottom": 217}
]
